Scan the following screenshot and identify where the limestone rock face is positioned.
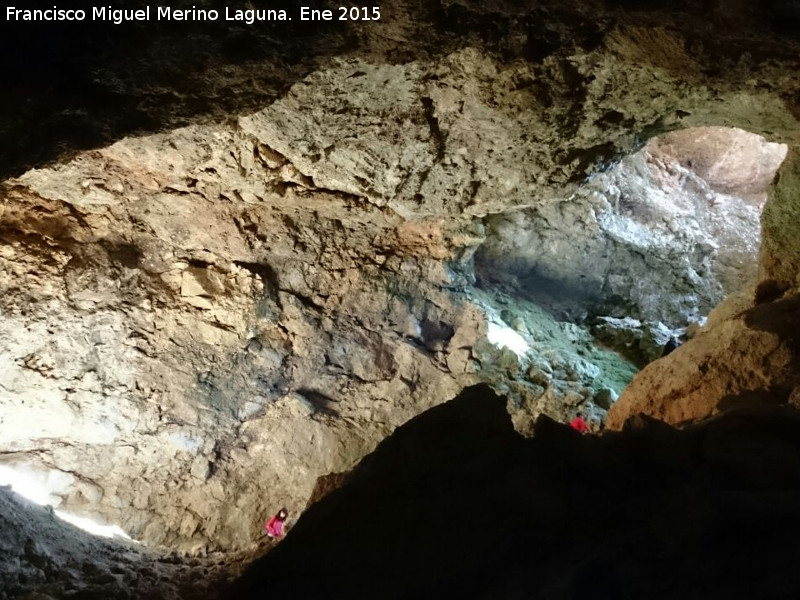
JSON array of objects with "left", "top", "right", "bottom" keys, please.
[
  {"left": 477, "top": 130, "right": 779, "bottom": 327},
  {"left": 2, "top": 0, "right": 800, "bottom": 560},
  {"left": 0, "top": 121, "right": 470, "bottom": 551},
  {"left": 650, "top": 127, "right": 788, "bottom": 207},
  {"left": 0, "top": 85, "right": 633, "bottom": 551},
  {"left": 607, "top": 145, "right": 800, "bottom": 428}
]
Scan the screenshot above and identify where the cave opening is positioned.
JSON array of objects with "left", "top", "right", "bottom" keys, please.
[{"left": 475, "top": 126, "right": 788, "bottom": 377}]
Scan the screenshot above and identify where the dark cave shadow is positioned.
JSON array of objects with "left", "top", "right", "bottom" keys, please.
[
  {"left": 1, "top": 0, "right": 800, "bottom": 180},
  {"left": 717, "top": 294, "right": 800, "bottom": 411},
  {"left": 717, "top": 387, "right": 791, "bottom": 412},
  {"left": 295, "top": 388, "right": 342, "bottom": 418},
  {"left": 0, "top": 0, "right": 356, "bottom": 180},
  {"left": 516, "top": 271, "right": 599, "bottom": 322},
  {"left": 230, "top": 384, "right": 800, "bottom": 599},
  {"left": 474, "top": 259, "right": 602, "bottom": 324},
  {"left": 742, "top": 294, "right": 800, "bottom": 350}
]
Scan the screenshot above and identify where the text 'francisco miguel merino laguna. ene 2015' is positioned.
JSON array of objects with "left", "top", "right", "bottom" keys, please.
[{"left": 4, "top": 6, "right": 381, "bottom": 25}]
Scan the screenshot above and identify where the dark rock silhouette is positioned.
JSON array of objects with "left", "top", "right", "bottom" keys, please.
[{"left": 232, "top": 384, "right": 800, "bottom": 599}]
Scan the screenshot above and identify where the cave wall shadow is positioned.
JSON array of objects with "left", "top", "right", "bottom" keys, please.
[
  {"left": 475, "top": 264, "right": 602, "bottom": 323},
  {"left": 230, "top": 384, "right": 800, "bottom": 599},
  {"left": 716, "top": 293, "right": 800, "bottom": 412},
  {"left": 0, "top": 0, "right": 357, "bottom": 180},
  {"left": 1, "top": 0, "right": 800, "bottom": 180}
]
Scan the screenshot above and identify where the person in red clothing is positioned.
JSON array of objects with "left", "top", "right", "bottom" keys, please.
[
  {"left": 570, "top": 412, "right": 590, "bottom": 434},
  {"left": 264, "top": 508, "right": 289, "bottom": 539}
]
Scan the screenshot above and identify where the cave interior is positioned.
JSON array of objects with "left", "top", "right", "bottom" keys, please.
[{"left": 1, "top": 1, "right": 800, "bottom": 599}]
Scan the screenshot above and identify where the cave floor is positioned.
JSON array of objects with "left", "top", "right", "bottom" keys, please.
[{"left": 0, "top": 486, "right": 268, "bottom": 600}]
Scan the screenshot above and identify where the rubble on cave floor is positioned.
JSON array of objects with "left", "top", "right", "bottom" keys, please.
[{"left": 463, "top": 285, "right": 638, "bottom": 432}]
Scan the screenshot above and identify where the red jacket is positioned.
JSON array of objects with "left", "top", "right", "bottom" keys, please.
[
  {"left": 570, "top": 417, "right": 589, "bottom": 434},
  {"left": 265, "top": 515, "right": 285, "bottom": 537}
]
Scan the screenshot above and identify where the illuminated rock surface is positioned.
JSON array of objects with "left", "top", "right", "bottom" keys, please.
[{"left": 1, "top": 0, "right": 799, "bottom": 597}]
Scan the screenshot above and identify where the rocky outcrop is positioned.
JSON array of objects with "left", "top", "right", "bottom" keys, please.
[
  {"left": 231, "top": 384, "right": 800, "bottom": 599},
  {"left": 2, "top": 0, "right": 800, "bottom": 564},
  {"left": 607, "top": 146, "right": 800, "bottom": 428},
  {"left": 606, "top": 294, "right": 800, "bottom": 428},
  {"left": 591, "top": 317, "right": 675, "bottom": 367}
]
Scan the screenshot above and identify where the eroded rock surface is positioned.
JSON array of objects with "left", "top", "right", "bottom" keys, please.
[
  {"left": 606, "top": 293, "right": 800, "bottom": 428},
  {"left": 0, "top": 93, "right": 633, "bottom": 551},
  {"left": 2, "top": 0, "right": 800, "bottom": 567}
]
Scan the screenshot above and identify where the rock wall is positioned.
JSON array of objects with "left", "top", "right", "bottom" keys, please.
[
  {"left": 761, "top": 147, "right": 800, "bottom": 288},
  {"left": 0, "top": 118, "right": 475, "bottom": 551},
  {"left": 0, "top": 75, "right": 634, "bottom": 551},
  {"left": 606, "top": 145, "right": 800, "bottom": 428},
  {"left": 3, "top": 0, "right": 800, "bottom": 556},
  {"left": 477, "top": 127, "right": 782, "bottom": 327}
]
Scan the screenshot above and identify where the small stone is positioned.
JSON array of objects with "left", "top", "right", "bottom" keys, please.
[
  {"left": 180, "top": 271, "right": 208, "bottom": 298},
  {"left": 190, "top": 456, "right": 211, "bottom": 481},
  {"left": 526, "top": 366, "right": 551, "bottom": 387},
  {"left": 594, "top": 387, "right": 619, "bottom": 410}
]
